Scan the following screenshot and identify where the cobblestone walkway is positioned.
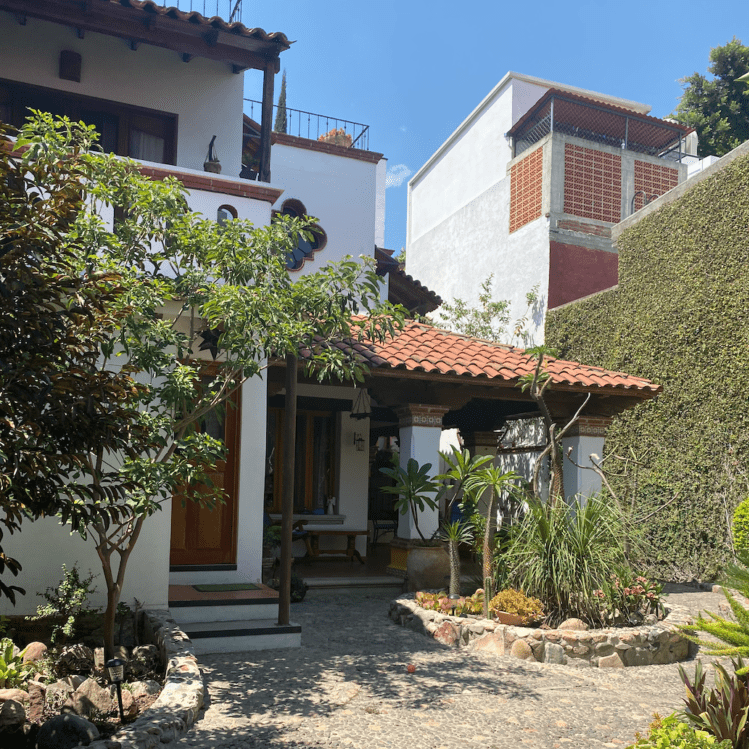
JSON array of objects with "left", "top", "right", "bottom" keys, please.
[{"left": 180, "top": 584, "right": 726, "bottom": 749}]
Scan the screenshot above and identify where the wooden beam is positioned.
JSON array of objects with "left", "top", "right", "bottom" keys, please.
[
  {"left": 258, "top": 59, "right": 275, "bottom": 183},
  {"left": 0, "top": 0, "right": 280, "bottom": 72},
  {"left": 278, "top": 352, "right": 297, "bottom": 627}
]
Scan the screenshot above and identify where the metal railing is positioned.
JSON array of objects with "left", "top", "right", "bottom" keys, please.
[
  {"left": 244, "top": 99, "right": 370, "bottom": 151},
  {"left": 155, "top": 1, "right": 244, "bottom": 23},
  {"left": 513, "top": 93, "right": 687, "bottom": 162}
]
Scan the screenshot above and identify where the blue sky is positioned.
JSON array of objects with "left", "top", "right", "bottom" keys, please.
[{"left": 241, "top": 0, "right": 745, "bottom": 255}]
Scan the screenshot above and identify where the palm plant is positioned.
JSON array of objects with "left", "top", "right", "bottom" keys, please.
[
  {"left": 464, "top": 467, "right": 520, "bottom": 617},
  {"left": 380, "top": 458, "right": 440, "bottom": 542},
  {"left": 436, "top": 448, "right": 493, "bottom": 520},
  {"left": 504, "top": 494, "right": 627, "bottom": 625},
  {"left": 437, "top": 520, "right": 474, "bottom": 596}
]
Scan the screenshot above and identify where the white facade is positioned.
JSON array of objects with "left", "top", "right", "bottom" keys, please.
[
  {"left": 0, "top": 13, "right": 251, "bottom": 178},
  {"left": 407, "top": 72, "right": 657, "bottom": 345},
  {"left": 270, "top": 141, "right": 384, "bottom": 274}
]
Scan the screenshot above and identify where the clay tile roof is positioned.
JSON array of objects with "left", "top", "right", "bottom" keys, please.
[
  {"left": 106, "top": 0, "right": 292, "bottom": 47},
  {"left": 334, "top": 320, "right": 661, "bottom": 396}
]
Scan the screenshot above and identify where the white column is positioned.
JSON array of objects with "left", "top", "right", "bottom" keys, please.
[
  {"left": 396, "top": 405, "right": 449, "bottom": 540},
  {"left": 561, "top": 416, "right": 611, "bottom": 501}
]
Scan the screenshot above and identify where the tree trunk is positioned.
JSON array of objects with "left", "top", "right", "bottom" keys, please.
[
  {"left": 448, "top": 540, "right": 460, "bottom": 596},
  {"left": 483, "top": 488, "right": 496, "bottom": 618}
]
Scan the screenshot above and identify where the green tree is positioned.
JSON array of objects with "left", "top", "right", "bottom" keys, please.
[
  {"left": 8, "top": 113, "right": 404, "bottom": 658},
  {"left": 672, "top": 37, "right": 749, "bottom": 157},
  {"left": 274, "top": 69, "right": 288, "bottom": 134},
  {"left": 0, "top": 119, "right": 148, "bottom": 605}
]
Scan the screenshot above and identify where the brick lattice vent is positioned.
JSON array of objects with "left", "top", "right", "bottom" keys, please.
[
  {"left": 633, "top": 160, "right": 679, "bottom": 212},
  {"left": 510, "top": 146, "right": 543, "bottom": 233},
  {"left": 564, "top": 144, "right": 622, "bottom": 224}
]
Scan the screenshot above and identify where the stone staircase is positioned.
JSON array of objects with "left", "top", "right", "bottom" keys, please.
[{"left": 168, "top": 584, "right": 301, "bottom": 654}]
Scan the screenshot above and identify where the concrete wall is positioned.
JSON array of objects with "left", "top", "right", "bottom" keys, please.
[
  {"left": 270, "top": 143, "right": 379, "bottom": 275},
  {"left": 408, "top": 175, "right": 549, "bottom": 345},
  {"left": 1, "top": 13, "right": 248, "bottom": 176}
]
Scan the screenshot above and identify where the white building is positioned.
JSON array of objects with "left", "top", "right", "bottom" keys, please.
[{"left": 407, "top": 72, "right": 697, "bottom": 341}]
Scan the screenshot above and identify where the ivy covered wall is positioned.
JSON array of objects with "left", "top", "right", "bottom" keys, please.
[{"left": 547, "top": 144, "right": 749, "bottom": 581}]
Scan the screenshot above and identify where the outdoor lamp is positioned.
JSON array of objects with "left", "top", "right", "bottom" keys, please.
[
  {"left": 106, "top": 658, "right": 125, "bottom": 721},
  {"left": 354, "top": 432, "right": 365, "bottom": 452},
  {"left": 449, "top": 593, "right": 461, "bottom": 616}
]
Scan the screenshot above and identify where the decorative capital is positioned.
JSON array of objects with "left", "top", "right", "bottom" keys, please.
[
  {"left": 395, "top": 404, "right": 450, "bottom": 429},
  {"left": 563, "top": 416, "right": 612, "bottom": 438}
]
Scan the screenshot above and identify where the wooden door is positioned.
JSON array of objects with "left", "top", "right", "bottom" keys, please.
[{"left": 170, "top": 390, "right": 241, "bottom": 567}]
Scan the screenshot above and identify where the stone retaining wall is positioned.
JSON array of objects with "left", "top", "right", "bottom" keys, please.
[
  {"left": 389, "top": 596, "right": 694, "bottom": 668},
  {"left": 88, "top": 610, "right": 204, "bottom": 749}
]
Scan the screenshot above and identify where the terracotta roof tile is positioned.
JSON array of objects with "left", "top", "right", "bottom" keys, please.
[{"left": 334, "top": 320, "right": 661, "bottom": 396}]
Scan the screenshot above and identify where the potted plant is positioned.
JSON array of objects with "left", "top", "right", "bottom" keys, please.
[
  {"left": 489, "top": 588, "right": 544, "bottom": 626},
  {"left": 380, "top": 458, "right": 449, "bottom": 592},
  {"left": 318, "top": 127, "right": 352, "bottom": 147}
]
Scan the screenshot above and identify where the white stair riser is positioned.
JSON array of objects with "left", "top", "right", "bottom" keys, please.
[
  {"left": 190, "top": 630, "right": 301, "bottom": 654},
  {"left": 170, "top": 602, "right": 278, "bottom": 623}
]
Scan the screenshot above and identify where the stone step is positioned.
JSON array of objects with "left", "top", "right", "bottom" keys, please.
[
  {"left": 304, "top": 575, "right": 402, "bottom": 589},
  {"left": 169, "top": 596, "right": 279, "bottom": 624},
  {"left": 182, "top": 619, "right": 302, "bottom": 654}
]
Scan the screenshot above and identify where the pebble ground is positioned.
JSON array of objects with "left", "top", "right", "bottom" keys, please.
[{"left": 180, "top": 584, "right": 727, "bottom": 749}]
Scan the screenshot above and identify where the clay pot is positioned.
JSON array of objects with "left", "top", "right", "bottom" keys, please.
[
  {"left": 406, "top": 545, "right": 450, "bottom": 592},
  {"left": 492, "top": 610, "right": 525, "bottom": 626}
]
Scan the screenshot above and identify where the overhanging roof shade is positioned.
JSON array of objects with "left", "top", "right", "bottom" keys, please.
[
  {"left": 375, "top": 247, "right": 442, "bottom": 316},
  {"left": 509, "top": 88, "right": 692, "bottom": 158},
  {"left": 0, "top": 0, "right": 291, "bottom": 71}
]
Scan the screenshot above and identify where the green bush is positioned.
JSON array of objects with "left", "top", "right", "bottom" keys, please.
[
  {"left": 626, "top": 713, "right": 731, "bottom": 748},
  {"left": 733, "top": 499, "right": 749, "bottom": 558},
  {"left": 504, "top": 495, "right": 627, "bottom": 625},
  {"left": 546, "top": 148, "right": 749, "bottom": 580}
]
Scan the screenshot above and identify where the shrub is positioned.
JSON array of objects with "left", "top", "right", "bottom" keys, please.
[
  {"left": 504, "top": 495, "right": 627, "bottom": 625},
  {"left": 733, "top": 499, "right": 749, "bottom": 558},
  {"left": 489, "top": 588, "right": 543, "bottom": 624},
  {"left": 626, "top": 713, "right": 731, "bottom": 748},
  {"left": 414, "top": 589, "right": 484, "bottom": 616},
  {"left": 679, "top": 656, "right": 749, "bottom": 748},
  {"left": 29, "top": 564, "right": 98, "bottom": 644},
  {"left": 594, "top": 568, "right": 665, "bottom": 624},
  {"left": 0, "top": 639, "right": 32, "bottom": 689}
]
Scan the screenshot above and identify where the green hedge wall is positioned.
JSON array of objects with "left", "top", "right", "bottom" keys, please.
[{"left": 547, "top": 148, "right": 749, "bottom": 581}]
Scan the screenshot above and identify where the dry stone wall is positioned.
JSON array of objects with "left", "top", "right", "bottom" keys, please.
[{"left": 389, "top": 595, "right": 693, "bottom": 668}]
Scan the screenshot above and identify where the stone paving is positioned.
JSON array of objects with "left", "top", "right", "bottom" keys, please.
[{"left": 180, "top": 584, "right": 727, "bottom": 749}]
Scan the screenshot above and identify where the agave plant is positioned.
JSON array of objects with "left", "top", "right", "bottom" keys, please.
[
  {"left": 679, "top": 656, "right": 749, "bottom": 748},
  {"left": 437, "top": 520, "right": 474, "bottom": 596}
]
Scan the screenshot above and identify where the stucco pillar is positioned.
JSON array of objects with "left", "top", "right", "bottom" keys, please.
[
  {"left": 396, "top": 404, "right": 449, "bottom": 540},
  {"left": 562, "top": 416, "right": 612, "bottom": 500}
]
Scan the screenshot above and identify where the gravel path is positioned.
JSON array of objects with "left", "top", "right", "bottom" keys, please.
[{"left": 180, "top": 584, "right": 727, "bottom": 749}]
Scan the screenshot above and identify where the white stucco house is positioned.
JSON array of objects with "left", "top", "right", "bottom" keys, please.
[
  {"left": 1, "top": 6, "right": 665, "bottom": 653},
  {"left": 406, "top": 71, "right": 711, "bottom": 342}
]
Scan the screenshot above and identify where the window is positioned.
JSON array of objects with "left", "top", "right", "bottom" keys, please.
[
  {"left": 277, "top": 199, "right": 327, "bottom": 271},
  {"left": 217, "top": 204, "right": 238, "bottom": 225},
  {"left": 265, "top": 408, "right": 336, "bottom": 512},
  {"left": 0, "top": 78, "right": 176, "bottom": 164}
]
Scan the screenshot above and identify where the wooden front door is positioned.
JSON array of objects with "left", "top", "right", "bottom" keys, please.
[{"left": 170, "top": 389, "right": 241, "bottom": 567}]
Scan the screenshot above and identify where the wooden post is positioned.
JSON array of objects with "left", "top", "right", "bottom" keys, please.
[
  {"left": 258, "top": 59, "right": 275, "bottom": 183},
  {"left": 278, "top": 352, "right": 297, "bottom": 626}
]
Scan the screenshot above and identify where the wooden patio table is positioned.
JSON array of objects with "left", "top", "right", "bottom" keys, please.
[{"left": 304, "top": 529, "right": 368, "bottom": 564}]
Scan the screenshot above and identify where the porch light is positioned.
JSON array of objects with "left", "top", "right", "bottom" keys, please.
[
  {"left": 354, "top": 432, "right": 365, "bottom": 452},
  {"left": 106, "top": 658, "right": 125, "bottom": 721},
  {"left": 350, "top": 387, "right": 371, "bottom": 420}
]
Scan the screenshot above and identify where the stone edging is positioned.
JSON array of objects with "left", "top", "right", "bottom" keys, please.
[
  {"left": 389, "top": 595, "right": 694, "bottom": 668},
  {"left": 88, "top": 610, "right": 204, "bottom": 749}
]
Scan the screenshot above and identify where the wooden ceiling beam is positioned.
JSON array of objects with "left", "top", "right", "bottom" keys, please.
[{"left": 0, "top": 0, "right": 283, "bottom": 72}]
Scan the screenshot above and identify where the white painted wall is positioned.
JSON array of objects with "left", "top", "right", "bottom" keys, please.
[
  {"left": 0, "top": 506, "right": 171, "bottom": 617},
  {"left": 375, "top": 157, "right": 386, "bottom": 248},
  {"left": 1, "top": 13, "right": 248, "bottom": 177},
  {"left": 270, "top": 143, "right": 378, "bottom": 276},
  {"left": 410, "top": 177, "right": 549, "bottom": 345}
]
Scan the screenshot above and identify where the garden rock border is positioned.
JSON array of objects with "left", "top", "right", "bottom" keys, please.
[
  {"left": 87, "top": 610, "right": 203, "bottom": 749},
  {"left": 389, "top": 595, "right": 694, "bottom": 668}
]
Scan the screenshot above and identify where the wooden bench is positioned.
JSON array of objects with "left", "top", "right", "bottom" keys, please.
[{"left": 303, "top": 530, "right": 368, "bottom": 564}]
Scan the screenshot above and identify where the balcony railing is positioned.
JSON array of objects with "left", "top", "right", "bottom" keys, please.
[
  {"left": 154, "top": 1, "right": 244, "bottom": 23},
  {"left": 244, "top": 99, "right": 370, "bottom": 151}
]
